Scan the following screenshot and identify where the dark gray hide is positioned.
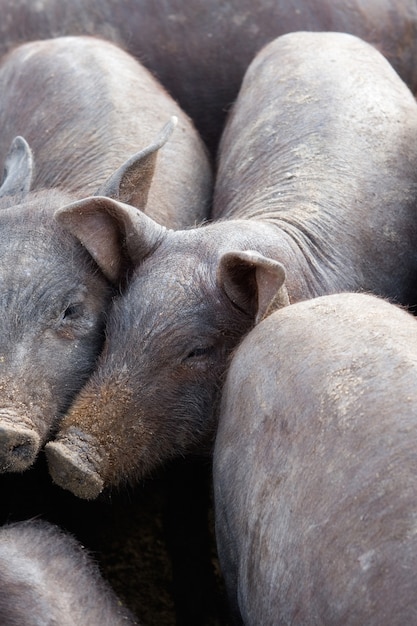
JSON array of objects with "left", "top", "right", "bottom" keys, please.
[
  {"left": 0, "top": 36, "right": 211, "bottom": 472},
  {"left": 46, "top": 32, "right": 417, "bottom": 499},
  {"left": 213, "top": 292, "right": 417, "bottom": 626},
  {"left": 0, "top": 0, "right": 416, "bottom": 154},
  {"left": 0, "top": 519, "right": 138, "bottom": 624}
]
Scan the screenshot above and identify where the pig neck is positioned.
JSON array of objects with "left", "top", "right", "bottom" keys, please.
[{"left": 211, "top": 217, "right": 343, "bottom": 303}]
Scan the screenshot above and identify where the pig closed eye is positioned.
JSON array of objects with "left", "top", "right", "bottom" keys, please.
[
  {"left": 62, "top": 303, "right": 83, "bottom": 321},
  {"left": 184, "top": 346, "right": 214, "bottom": 361}
]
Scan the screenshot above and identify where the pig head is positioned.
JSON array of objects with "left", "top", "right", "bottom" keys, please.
[
  {"left": 0, "top": 119, "right": 182, "bottom": 473},
  {"left": 45, "top": 198, "right": 289, "bottom": 499}
]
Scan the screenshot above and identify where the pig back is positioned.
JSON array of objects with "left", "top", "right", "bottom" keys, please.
[
  {"left": 212, "top": 31, "right": 417, "bottom": 306},
  {"left": 0, "top": 0, "right": 416, "bottom": 155},
  {"left": 0, "top": 35, "right": 212, "bottom": 228},
  {"left": 213, "top": 30, "right": 417, "bottom": 223},
  {"left": 214, "top": 292, "right": 417, "bottom": 625},
  {"left": 0, "top": 519, "right": 138, "bottom": 625}
]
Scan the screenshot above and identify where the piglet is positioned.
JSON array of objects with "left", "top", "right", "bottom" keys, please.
[
  {"left": 46, "top": 32, "right": 417, "bottom": 499},
  {"left": 213, "top": 292, "right": 417, "bottom": 625},
  {"left": 0, "top": 35, "right": 211, "bottom": 472}
]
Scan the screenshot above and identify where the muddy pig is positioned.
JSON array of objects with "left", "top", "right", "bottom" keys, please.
[
  {"left": 213, "top": 292, "right": 417, "bottom": 625},
  {"left": 46, "top": 31, "right": 417, "bottom": 499},
  {"left": 0, "top": 0, "right": 417, "bottom": 153},
  {"left": 0, "top": 35, "right": 211, "bottom": 473},
  {"left": 0, "top": 518, "right": 138, "bottom": 624}
]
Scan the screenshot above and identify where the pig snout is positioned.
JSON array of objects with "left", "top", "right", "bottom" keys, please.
[
  {"left": 0, "top": 411, "right": 41, "bottom": 472},
  {"left": 45, "top": 432, "right": 104, "bottom": 500}
]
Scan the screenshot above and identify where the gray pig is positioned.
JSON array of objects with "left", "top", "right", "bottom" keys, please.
[
  {"left": 0, "top": 519, "right": 138, "bottom": 624},
  {"left": 46, "top": 32, "right": 417, "bottom": 499},
  {"left": 0, "top": 0, "right": 417, "bottom": 154},
  {"left": 213, "top": 292, "right": 417, "bottom": 625},
  {"left": 0, "top": 35, "right": 211, "bottom": 472}
]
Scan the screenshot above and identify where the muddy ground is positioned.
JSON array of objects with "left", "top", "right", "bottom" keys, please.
[{"left": 0, "top": 454, "right": 231, "bottom": 626}]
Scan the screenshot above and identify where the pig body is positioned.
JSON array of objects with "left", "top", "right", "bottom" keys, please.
[
  {"left": 0, "top": 0, "right": 416, "bottom": 152},
  {"left": 0, "top": 35, "right": 211, "bottom": 472},
  {"left": 0, "top": 35, "right": 211, "bottom": 226},
  {"left": 0, "top": 519, "right": 138, "bottom": 624},
  {"left": 46, "top": 32, "right": 417, "bottom": 499},
  {"left": 213, "top": 292, "right": 417, "bottom": 625}
]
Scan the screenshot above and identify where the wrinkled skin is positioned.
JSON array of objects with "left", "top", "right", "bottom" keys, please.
[
  {"left": 0, "top": 36, "right": 211, "bottom": 472},
  {"left": 0, "top": 519, "right": 138, "bottom": 625},
  {"left": 0, "top": 0, "right": 416, "bottom": 153},
  {"left": 213, "top": 293, "right": 417, "bottom": 626},
  {"left": 46, "top": 32, "right": 417, "bottom": 499},
  {"left": 0, "top": 36, "right": 211, "bottom": 227}
]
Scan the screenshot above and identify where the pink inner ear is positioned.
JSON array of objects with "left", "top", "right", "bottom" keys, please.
[
  {"left": 255, "top": 263, "right": 289, "bottom": 324},
  {"left": 219, "top": 250, "right": 288, "bottom": 322},
  {"left": 257, "top": 268, "right": 280, "bottom": 316},
  {"left": 56, "top": 201, "right": 124, "bottom": 284},
  {"left": 56, "top": 196, "right": 167, "bottom": 285},
  {"left": 0, "top": 136, "right": 34, "bottom": 198},
  {"left": 77, "top": 212, "right": 123, "bottom": 284}
]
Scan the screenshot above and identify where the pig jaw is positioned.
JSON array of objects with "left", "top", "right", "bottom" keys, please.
[{"left": 46, "top": 428, "right": 104, "bottom": 500}]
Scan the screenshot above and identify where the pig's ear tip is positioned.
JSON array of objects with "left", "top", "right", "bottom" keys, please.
[{"left": 45, "top": 440, "right": 104, "bottom": 501}]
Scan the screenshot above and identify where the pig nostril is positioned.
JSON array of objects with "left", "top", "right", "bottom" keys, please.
[
  {"left": 10, "top": 441, "right": 33, "bottom": 461},
  {"left": 0, "top": 424, "right": 40, "bottom": 472},
  {"left": 45, "top": 440, "right": 104, "bottom": 500}
]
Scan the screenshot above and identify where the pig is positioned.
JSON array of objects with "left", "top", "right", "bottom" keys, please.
[
  {"left": 212, "top": 292, "right": 417, "bottom": 625},
  {"left": 45, "top": 31, "right": 417, "bottom": 500},
  {"left": 0, "top": 35, "right": 211, "bottom": 473},
  {"left": 0, "top": 0, "right": 417, "bottom": 154},
  {"left": 0, "top": 518, "right": 138, "bottom": 624}
]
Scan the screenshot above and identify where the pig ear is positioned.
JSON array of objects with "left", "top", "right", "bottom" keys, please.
[
  {"left": 95, "top": 116, "right": 178, "bottom": 210},
  {"left": 55, "top": 196, "right": 167, "bottom": 284},
  {"left": 0, "top": 136, "right": 34, "bottom": 200},
  {"left": 218, "top": 250, "right": 290, "bottom": 324}
]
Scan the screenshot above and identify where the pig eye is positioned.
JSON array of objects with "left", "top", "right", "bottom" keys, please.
[
  {"left": 62, "top": 303, "right": 83, "bottom": 321},
  {"left": 184, "top": 346, "right": 214, "bottom": 360}
]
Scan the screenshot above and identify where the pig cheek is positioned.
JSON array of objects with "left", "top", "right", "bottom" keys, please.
[
  {"left": 164, "top": 361, "right": 223, "bottom": 447},
  {"left": 41, "top": 319, "right": 103, "bottom": 419}
]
